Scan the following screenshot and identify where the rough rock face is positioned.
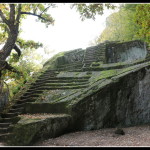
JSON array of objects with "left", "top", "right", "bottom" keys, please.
[
  {"left": 70, "top": 65, "right": 150, "bottom": 131},
  {"left": 7, "top": 114, "right": 72, "bottom": 146},
  {"left": 54, "top": 48, "right": 85, "bottom": 67},
  {"left": 1, "top": 40, "right": 150, "bottom": 146},
  {"left": 106, "top": 40, "right": 147, "bottom": 63}
]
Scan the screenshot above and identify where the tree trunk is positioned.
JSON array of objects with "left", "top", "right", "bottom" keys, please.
[{"left": 0, "top": 4, "right": 21, "bottom": 98}]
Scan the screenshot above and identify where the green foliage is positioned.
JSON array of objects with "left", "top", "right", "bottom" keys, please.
[
  {"left": 134, "top": 4, "right": 150, "bottom": 44},
  {"left": 96, "top": 4, "right": 149, "bottom": 45},
  {"left": 71, "top": 3, "right": 116, "bottom": 21},
  {"left": 2, "top": 46, "right": 44, "bottom": 98},
  {"left": 16, "top": 39, "right": 43, "bottom": 49}
]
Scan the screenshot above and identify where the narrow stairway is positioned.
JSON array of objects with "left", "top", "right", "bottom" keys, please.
[
  {"left": 0, "top": 68, "right": 90, "bottom": 142},
  {"left": 82, "top": 43, "right": 106, "bottom": 69}
]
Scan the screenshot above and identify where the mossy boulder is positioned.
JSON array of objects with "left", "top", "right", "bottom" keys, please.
[{"left": 7, "top": 114, "right": 72, "bottom": 146}]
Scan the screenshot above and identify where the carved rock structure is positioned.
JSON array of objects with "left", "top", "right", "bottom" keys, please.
[{"left": 0, "top": 40, "right": 150, "bottom": 146}]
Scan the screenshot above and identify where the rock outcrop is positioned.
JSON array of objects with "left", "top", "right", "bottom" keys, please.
[{"left": 0, "top": 40, "right": 149, "bottom": 146}]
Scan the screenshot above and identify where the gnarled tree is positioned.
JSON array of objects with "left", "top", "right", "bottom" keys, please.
[{"left": 0, "top": 4, "right": 55, "bottom": 73}]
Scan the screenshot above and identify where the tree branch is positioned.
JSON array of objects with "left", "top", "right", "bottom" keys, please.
[
  {"left": 1, "top": 61, "right": 20, "bottom": 74},
  {"left": 33, "top": 4, "right": 40, "bottom": 14},
  {"left": 21, "top": 12, "right": 46, "bottom": 21},
  {"left": 13, "top": 44, "right": 21, "bottom": 57},
  {"left": 39, "top": 5, "right": 51, "bottom": 16},
  {"left": 0, "top": 10, "right": 9, "bottom": 26},
  {"left": 15, "top": 4, "right": 21, "bottom": 26},
  {"left": 9, "top": 4, "right": 15, "bottom": 23}
]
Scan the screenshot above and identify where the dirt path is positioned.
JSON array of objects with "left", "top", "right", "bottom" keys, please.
[
  {"left": 33, "top": 124, "right": 150, "bottom": 147},
  {"left": 0, "top": 124, "right": 149, "bottom": 147}
]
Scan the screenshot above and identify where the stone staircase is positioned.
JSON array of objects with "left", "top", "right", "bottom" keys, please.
[
  {"left": 0, "top": 67, "right": 90, "bottom": 143},
  {"left": 82, "top": 43, "right": 106, "bottom": 69},
  {"left": 56, "top": 61, "right": 83, "bottom": 72}
]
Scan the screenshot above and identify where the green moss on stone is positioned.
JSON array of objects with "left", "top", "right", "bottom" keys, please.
[{"left": 95, "top": 70, "right": 118, "bottom": 81}]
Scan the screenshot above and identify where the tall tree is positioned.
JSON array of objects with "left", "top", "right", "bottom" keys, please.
[
  {"left": 0, "top": 4, "right": 55, "bottom": 73},
  {"left": 134, "top": 4, "right": 150, "bottom": 44},
  {"left": 96, "top": 4, "right": 149, "bottom": 45}
]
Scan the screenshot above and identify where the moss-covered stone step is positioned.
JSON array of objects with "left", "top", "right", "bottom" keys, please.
[
  {"left": 28, "top": 82, "right": 89, "bottom": 89},
  {"left": 16, "top": 98, "right": 35, "bottom": 105},
  {"left": 84, "top": 58, "right": 103, "bottom": 62},
  {"left": 38, "top": 75, "right": 57, "bottom": 79},
  {"left": 41, "top": 70, "right": 58, "bottom": 74},
  {"left": 7, "top": 113, "right": 72, "bottom": 146},
  {"left": 57, "top": 61, "right": 82, "bottom": 67},
  {"left": 0, "top": 133, "right": 12, "bottom": 141},
  {"left": 40, "top": 70, "right": 58, "bottom": 74},
  {"left": 38, "top": 73, "right": 58, "bottom": 78},
  {"left": 27, "top": 84, "right": 90, "bottom": 92},
  {"left": 1, "top": 117, "right": 15, "bottom": 123},
  {"left": 27, "top": 85, "right": 87, "bottom": 92},
  {"left": 85, "top": 50, "right": 104, "bottom": 54},
  {"left": 42, "top": 69, "right": 59, "bottom": 72},
  {"left": 39, "top": 76, "right": 90, "bottom": 80},
  {"left": 9, "top": 107, "right": 24, "bottom": 113},
  {"left": 1, "top": 112, "right": 21, "bottom": 118},
  {"left": 25, "top": 85, "right": 89, "bottom": 91},
  {"left": 84, "top": 58, "right": 104, "bottom": 61},
  {"left": 57, "top": 65, "right": 83, "bottom": 70},
  {"left": 0, "top": 127, "right": 9, "bottom": 133},
  {"left": 29, "top": 79, "right": 89, "bottom": 86},
  {"left": 82, "top": 67, "right": 93, "bottom": 71},
  {"left": 18, "top": 96, "right": 37, "bottom": 102},
  {"left": 83, "top": 59, "right": 100, "bottom": 62},
  {"left": 83, "top": 63, "right": 92, "bottom": 66},
  {"left": 57, "top": 66, "right": 82, "bottom": 70},
  {"left": 57, "top": 67, "right": 83, "bottom": 71},
  {"left": 35, "top": 78, "right": 89, "bottom": 83},
  {"left": 57, "top": 63, "right": 83, "bottom": 69},
  {"left": 84, "top": 52, "right": 105, "bottom": 56},
  {"left": 35, "top": 78, "right": 90, "bottom": 82},
  {"left": 83, "top": 62, "right": 93, "bottom": 65},
  {"left": 24, "top": 90, "right": 43, "bottom": 96},
  {"left": 0, "top": 123, "right": 11, "bottom": 128},
  {"left": 12, "top": 103, "right": 26, "bottom": 109},
  {"left": 24, "top": 102, "right": 69, "bottom": 114},
  {"left": 20, "top": 94, "right": 40, "bottom": 99},
  {"left": 18, "top": 97, "right": 37, "bottom": 103},
  {"left": 67, "top": 69, "right": 83, "bottom": 72}
]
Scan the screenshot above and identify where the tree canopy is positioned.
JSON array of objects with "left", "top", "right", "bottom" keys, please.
[{"left": 96, "top": 4, "right": 150, "bottom": 45}]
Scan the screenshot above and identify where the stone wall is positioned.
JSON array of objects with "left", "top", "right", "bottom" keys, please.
[
  {"left": 56, "top": 48, "right": 85, "bottom": 66},
  {"left": 106, "top": 40, "right": 147, "bottom": 63},
  {"left": 43, "top": 40, "right": 148, "bottom": 69},
  {"left": 70, "top": 65, "right": 150, "bottom": 131}
]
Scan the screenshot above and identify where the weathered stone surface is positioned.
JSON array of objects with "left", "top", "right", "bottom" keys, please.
[
  {"left": 7, "top": 114, "right": 72, "bottom": 146},
  {"left": 43, "top": 40, "right": 148, "bottom": 70},
  {"left": 1, "top": 40, "right": 150, "bottom": 146},
  {"left": 106, "top": 40, "right": 147, "bottom": 63},
  {"left": 24, "top": 102, "right": 69, "bottom": 114},
  {"left": 43, "top": 48, "right": 85, "bottom": 69},
  {"left": 68, "top": 63, "right": 150, "bottom": 130}
]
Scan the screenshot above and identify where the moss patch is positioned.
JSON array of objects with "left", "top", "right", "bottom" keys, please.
[{"left": 7, "top": 113, "right": 72, "bottom": 146}]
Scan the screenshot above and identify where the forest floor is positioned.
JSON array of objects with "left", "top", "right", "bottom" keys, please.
[
  {"left": 0, "top": 124, "right": 150, "bottom": 147},
  {"left": 33, "top": 124, "right": 150, "bottom": 147}
]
